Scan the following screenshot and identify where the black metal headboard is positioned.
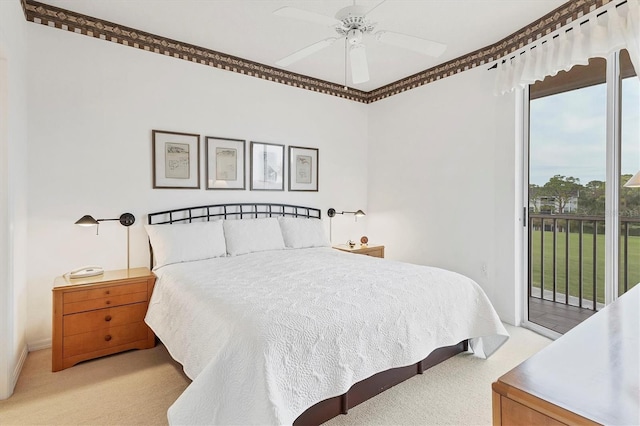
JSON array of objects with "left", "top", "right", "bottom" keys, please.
[
  {"left": 148, "top": 203, "right": 321, "bottom": 225},
  {"left": 147, "top": 203, "right": 322, "bottom": 268}
]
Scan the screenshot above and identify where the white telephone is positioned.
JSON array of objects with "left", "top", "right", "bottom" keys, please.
[{"left": 68, "top": 265, "right": 104, "bottom": 279}]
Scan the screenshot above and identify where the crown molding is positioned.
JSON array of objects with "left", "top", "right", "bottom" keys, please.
[{"left": 23, "top": 0, "right": 602, "bottom": 104}]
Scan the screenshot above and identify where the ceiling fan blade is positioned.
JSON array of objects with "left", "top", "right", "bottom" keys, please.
[
  {"left": 273, "top": 6, "right": 340, "bottom": 27},
  {"left": 376, "top": 31, "right": 447, "bottom": 57},
  {"left": 364, "top": 0, "right": 388, "bottom": 18},
  {"left": 349, "top": 44, "right": 370, "bottom": 84},
  {"left": 276, "top": 38, "right": 338, "bottom": 67}
]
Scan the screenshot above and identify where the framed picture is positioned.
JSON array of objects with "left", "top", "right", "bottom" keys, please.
[
  {"left": 152, "top": 130, "right": 200, "bottom": 189},
  {"left": 250, "top": 141, "right": 284, "bottom": 191},
  {"left": 205, "top": 136, "right": 246, "bottom": 190},
  {"left": 288, "top": 146, "right": 318, "bottom": 192}
]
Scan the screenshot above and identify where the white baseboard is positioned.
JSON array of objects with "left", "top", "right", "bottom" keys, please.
[
  {"left": 11, "top": 344, "right": 28, "bottom": 389},
  {"left": 27, "top": 338, "right": 51, "bottom": 352},
  {"left": 9, "top": 339, "right": 51, "bottom": 390}
]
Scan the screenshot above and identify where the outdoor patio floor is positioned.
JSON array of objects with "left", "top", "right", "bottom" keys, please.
[{"left": 528, "top": 296, "right": 597, "bottom": 334}]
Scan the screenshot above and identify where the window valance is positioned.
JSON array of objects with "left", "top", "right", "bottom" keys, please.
[{"left": 495, "top": 0, "right": 639, "bottom": 95}]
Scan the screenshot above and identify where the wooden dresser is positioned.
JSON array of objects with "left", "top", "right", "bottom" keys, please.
[
  {"left": 492, "top": 284, "right": 639, "bottom": 425},
  {"left": 52, "top": 267, "right": 156, "bottom": 372},
  {"left": 333, "top": 244, "right": 385, "bottom": 258}
]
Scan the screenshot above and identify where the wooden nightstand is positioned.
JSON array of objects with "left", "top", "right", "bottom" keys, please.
[
  {"left": 52, "top": 267, "right": 156, "bottom": 372},
  {"left": 333, "top": 244, "right": 385, "bottom": 258}
]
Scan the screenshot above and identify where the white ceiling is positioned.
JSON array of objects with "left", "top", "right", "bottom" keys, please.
[{"left": 39, "top": 0, "right": 567, "bottom": 91}]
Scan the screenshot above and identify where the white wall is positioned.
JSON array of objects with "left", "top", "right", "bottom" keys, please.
[
  {"left": 25, "top": 24, "right": 369, "bottom": 347},
  {"left": 24, "top": 11, "right": 526, "bottom": 346},
  {"left": 0, "top": 0, "right": 29, "bottom": 399},
  {"left": 367, "top": 66, "right": 521, "bottom": 324}
]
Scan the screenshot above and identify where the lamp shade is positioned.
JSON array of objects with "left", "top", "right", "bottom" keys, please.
[
  {"left": 354, "top": 209, "right": 366, "bottom": 217},
  {"left": 624, "top": 171, "right": 640, "bottom": 188},
  {"left": 75, "top": 215, "right": 99, "bottom": 226}
]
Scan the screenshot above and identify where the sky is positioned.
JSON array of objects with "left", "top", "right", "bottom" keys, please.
[{"left": 530, "top": 76, "right": 640, "bottom": 186}]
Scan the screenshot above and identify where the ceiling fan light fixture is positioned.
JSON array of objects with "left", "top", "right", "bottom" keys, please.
[{"left": 347, "top": 29, "right": 363, "bottom": 45}]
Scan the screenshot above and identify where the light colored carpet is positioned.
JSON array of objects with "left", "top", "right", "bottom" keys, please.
[
  {"left": 0, "top": 324, "right": 550, "bottom": 425},
  {"left": 0, "top": 344, "right": 190, "bottom": 426},
  {"left": 324, "top": 324, "right": 551, "bottom": 426}
]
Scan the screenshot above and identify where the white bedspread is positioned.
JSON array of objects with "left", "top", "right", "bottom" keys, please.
[{"left": 145, "top": 247, "right": 508, "bottom": 425}]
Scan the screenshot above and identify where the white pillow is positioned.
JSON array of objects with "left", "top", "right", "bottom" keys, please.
[
  {"left": 223, "top": 218, "right": 285, "bottom": 256},
  {"left": 278, "top": 217, "right": 330, "bottom": 249},
  {"left": 145, "top": 220, "right": 226, "bottom": 269}
]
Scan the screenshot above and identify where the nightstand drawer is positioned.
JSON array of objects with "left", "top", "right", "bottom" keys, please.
[
  {"left": 64, "top": 281, "right": 148, "bottom": 304},
  {"left": 63, "top": 291, "right": 147, "bottom": 315},
  {"left": 362, "top": 248, "right": 384, "bottom": 258},
  {"left": 63, "top": 321, "right": 149, "bottom": 358},
  {"left": 63, "top": 302, "right": 148, "bottom": 336}
]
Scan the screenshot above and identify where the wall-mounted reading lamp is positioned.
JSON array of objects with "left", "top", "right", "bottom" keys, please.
[
  {"left": 624, "top": 171, "right": 640, "bottom": 188},
  {"left": 75, "top": 213, "right": 135, "bottom": 270},
  {"left": 327, "top": 208, "right": 366, "bottom": 243},
  {"left": 327, "top": 208, "right": 366, "bottom": 218}
]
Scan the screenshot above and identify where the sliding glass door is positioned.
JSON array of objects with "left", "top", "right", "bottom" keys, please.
[
  {"left": 527, "top": 50, "right": 638, "bottom": 335},
  {"left": 619, "top": 50, "right": 640, "bottom": 296}
]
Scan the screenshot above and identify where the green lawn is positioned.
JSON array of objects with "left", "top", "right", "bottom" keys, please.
[{"left": 530, "top": 229, "right": 640, "bottom": 304}]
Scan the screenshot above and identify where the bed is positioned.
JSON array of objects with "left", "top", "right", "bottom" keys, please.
[{"left": 144, "top": 203, "right": 509, "bottom": 425}]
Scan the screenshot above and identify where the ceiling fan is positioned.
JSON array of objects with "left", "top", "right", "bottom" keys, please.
[{"left": 274, "top": 1, "right": 447, "bottom": 86}]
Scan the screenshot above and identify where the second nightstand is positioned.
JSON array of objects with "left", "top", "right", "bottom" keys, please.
[
  {"left": 333, "top": 244, "right": 385, "bottom": 258},
  {"left": 52, "top": 267, "right": 156, "bottom": 372}
]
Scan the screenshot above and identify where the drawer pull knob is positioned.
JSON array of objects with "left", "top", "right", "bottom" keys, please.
[
  {"left": 105, "top": 290, "right": 110, "bottom": 295},
  {"left": 104, "top": 315, "right": 112, "bottom": 322},
  {"left": 104, "top": 335, "right": 112, "bottom": 341},
  {"left": 105, "top": 300, "right": 111, "bottom": 305}
]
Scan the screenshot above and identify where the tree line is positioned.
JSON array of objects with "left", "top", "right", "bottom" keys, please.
[{"left": 530, "top": 174, "right": 640, "bottom": 217}]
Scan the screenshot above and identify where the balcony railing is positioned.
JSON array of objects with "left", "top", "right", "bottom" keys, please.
[{"left": 529, "top": 213, "right": 640, "bottom": 312}]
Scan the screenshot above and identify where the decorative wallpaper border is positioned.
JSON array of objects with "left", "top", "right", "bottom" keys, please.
[
  {"left": 23, "top": 0, "right": 604, "bottom": 104},
  {"left": 22, "top": 0, "right": 369, "bottom": 103},
  {"left": 367, "top": 0, "right": 605, "bottom": 102}
]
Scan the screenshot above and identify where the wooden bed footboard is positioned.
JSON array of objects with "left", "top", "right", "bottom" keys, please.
[{"left": 294, "top": 340, "right": 469, "bottom": 425}]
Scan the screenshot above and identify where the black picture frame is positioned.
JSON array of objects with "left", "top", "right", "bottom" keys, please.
[
  {"left": 152, "top": 130, "right": 200, "bottom": 189},
  {"left": 205, "top": 136, "right": 246, "bottom": 190},
  {"left": 288, "top": 146, "right": 319, "bottom": 192}
]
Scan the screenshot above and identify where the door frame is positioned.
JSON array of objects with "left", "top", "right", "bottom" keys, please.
[
  {"left": 0, "top": 56, "right": 13, "bottom": 400},
  {"left": 604, "top": 50, "right": 621, "bottom": 306},
  {"left": 520, "top": 84, "right": 562, "bottom": 340}
]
